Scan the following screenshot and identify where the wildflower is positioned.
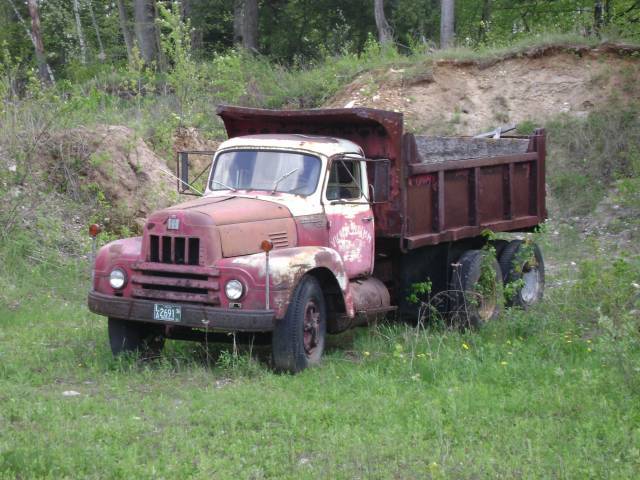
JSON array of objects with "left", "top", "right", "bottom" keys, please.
[
  {"left": 587, "top": 348, "right": 592, "bottom": 352},
  {"left": 417, "top": 353, "right": 426, "bottom": 358},
  {"left": 462, "top": 343, "right": 469, "bottom": 350},
  {"left": 363, "top": 351, "right": 370, "bottom": 357},
  {"left": 411, "top": 373, "right": 421, "bottom": 381},
  {"left": 500, "top": 361, "right": 508, "bottom": 366}
]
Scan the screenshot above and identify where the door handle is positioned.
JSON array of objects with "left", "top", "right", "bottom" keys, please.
[{"left": 362, "top": 216, "right": 374, "bottom": 222}]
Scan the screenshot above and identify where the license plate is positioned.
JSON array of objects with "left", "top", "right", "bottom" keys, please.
[{"left": 153, "top": 304, "right": 182, "bottom": 322}]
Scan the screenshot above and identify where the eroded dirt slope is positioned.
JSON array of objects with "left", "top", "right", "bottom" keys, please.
[{"left": 327, "top": 46, "right": 640, "bottom": 135}]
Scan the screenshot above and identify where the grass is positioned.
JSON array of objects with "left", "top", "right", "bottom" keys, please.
[
  {"left": 1, "top": 33, "right": 640, "bottom": 478},
  {"left": 1, "top": 221, "right": 639, "bottom": 478}
]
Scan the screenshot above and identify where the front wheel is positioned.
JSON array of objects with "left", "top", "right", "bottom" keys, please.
[
  {"left": 272, "top": 276, "right": 327, "bottom": 373},
  {"left": 108, "top": 317, "right": 165, "bottom": 358}
]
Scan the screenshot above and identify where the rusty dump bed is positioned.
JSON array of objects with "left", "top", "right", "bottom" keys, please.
[{"left": 217, "top": 105, "right": 546, "bottom": 251}]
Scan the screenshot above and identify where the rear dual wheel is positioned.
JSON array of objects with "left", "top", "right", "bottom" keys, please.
[
  {"left": 499, "top": 240, "right": 545, "bottom": 309},
  {"left": 450, "top": 250, "right": 504, "bottom": 328}
]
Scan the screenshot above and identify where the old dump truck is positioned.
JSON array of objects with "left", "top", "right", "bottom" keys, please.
[{"left": 88, "top": 106, "right": 546, "bottom": 372}]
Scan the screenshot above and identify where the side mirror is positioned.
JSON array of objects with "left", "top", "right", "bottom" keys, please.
[
  {"left": 177, "top": 152, "right": 191, "bottom": 194},
  {"left": 176, "top": 151, "right": 216, "bottom": 196},
  {"left": 370, "top": 159, "right": 390, "bottom": 203}
]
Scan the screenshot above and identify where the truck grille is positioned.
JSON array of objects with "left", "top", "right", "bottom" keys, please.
[
  {"left": 131, "top": 262, "right": 220, "bottom": 305},
  {"left": 149, "top": 235, "right": 200, "bottom": 265}
]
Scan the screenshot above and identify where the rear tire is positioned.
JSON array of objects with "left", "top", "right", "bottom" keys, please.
[
  {"left": 108, "top": 318, "right": 165, "bottom": 358},
  {"left": 450, "top": 249, "right": 504, "bottom": 328},
  {"left": 499, "top": 240, "right": 545, "bottom": 309},
  {"left": 272, "top": 276, "right": 326, "bottom": 373}
]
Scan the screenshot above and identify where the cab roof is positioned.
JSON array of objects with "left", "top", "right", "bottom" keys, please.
[{"left": 218, "top": 134, "right": 364, "bottom": 158}]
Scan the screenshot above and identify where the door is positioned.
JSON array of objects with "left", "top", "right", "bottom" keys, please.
[{"left": 323, "top": 158, "right": 375, "bottom": 279}]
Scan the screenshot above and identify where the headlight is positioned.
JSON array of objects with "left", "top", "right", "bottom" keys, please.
[
  {"left": 109, "top": 268, "right": 127, "bottom": 290},
  {"left": 225, "top": 279, "right": 244, "bottom": 300}
]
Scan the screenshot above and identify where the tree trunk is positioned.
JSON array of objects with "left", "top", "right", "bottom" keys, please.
[
  {"left": 87, "top": 0, "right": 105, "bottom": 60},
  {"left": 134, "top": 0, "right": 159, "bottom": 64},
  {"left": 478, "top": 0, "right": 491, "bottom": 43},
  {"left": 440, "top": 0, "right": 455, "bottom": 49},
  {"left": 233, "top": 0, "right": 258, "bottom": 52},
  {"left": 72, "top": 0, "right": 87, "bottom": 64},
  {"left": 117, "top": 0, "right": 135, "bottom": 62},
  {"left": 374, "top": 0, "right": 393, "bottom": 44},
  {"left": 180, "top": 0, "right": 201, "bottom": 50},
  {"left": 594, "top": 1, "right": 604, "bottom": 33},
  {"left": 26, "top": 0, "right": 54, "bottom": 84},
  {"left": 243, "top": 0, "right": 258, "bottom": 52},
  {"left": 233, "top": 0, "right": 243, "bottom": 45}
]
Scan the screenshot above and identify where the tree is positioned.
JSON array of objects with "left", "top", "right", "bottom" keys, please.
[
  {"left": 374, "top": 0, "right": 393, "bottom": 44},
  {"left": 440, "top": 0, "right": 454, "bottom": 48},
  {"left": 6, "top": 0, "right": 54, "bottom": 83},
  {"left": 233, "top": 0, "right": 258, "bottom": 52},
  {"left": 117, "top": 0, "right": 135, "bottom": 62},
  {"left": 26, "top": 0, "right": 54, "bottom": 84},
  {"left": 134, "top": 0, "right": 159, "bottom": 64},
  {"left": 87, "top": 0, "right": 106, "bottom": 60},
  {"left": 71, "top": 0, "right": 87, "bottom": 64}
]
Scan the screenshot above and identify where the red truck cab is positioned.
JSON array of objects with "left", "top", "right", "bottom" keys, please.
[{"left": 89, "top": 106, "right": 546, "bottom": 373}]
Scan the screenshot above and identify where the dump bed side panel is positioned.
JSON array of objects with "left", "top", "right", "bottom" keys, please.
[
  {"left": 402, "top": 130, "right": 546, "bottom": 250},
  {"left": 403, "top": 130, "right": 546, "bottom": 249}
]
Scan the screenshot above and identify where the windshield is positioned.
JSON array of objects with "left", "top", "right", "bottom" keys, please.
[{"left": 210, "top": 150, "right": 321, "bottom": 196}]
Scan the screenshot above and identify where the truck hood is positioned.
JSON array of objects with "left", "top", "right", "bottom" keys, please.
[{"left": 147, "top": 196, "right": 297, "bottom": 259}]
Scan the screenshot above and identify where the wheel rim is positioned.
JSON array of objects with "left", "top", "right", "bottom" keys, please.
[
  {"left": 521, "top": 266, "right": 540, "bottom": 304},
  {"left": 303, "top": 299, "right": 320, "bottom": 357},
  {"left": 478, "top": 281, "right": 497, "bottom": 321}
]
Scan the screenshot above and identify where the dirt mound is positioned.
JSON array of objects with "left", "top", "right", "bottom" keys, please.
[
  {"left": 327, "top": 45, "right": 640, "bottom": 135},
  {"left": 39, "top": 125, "right": 175, "bottom": 230}
]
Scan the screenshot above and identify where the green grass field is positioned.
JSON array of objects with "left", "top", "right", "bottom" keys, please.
[{"left": 1, "top": 219, "right": 638, "bottom": 479}]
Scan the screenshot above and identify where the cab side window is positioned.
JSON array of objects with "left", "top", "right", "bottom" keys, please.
[{"left": 326, "top": 160, "right": 362, "bottom": 200}]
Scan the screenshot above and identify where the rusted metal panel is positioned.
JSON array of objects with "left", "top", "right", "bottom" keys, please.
[
  {"left": 512, "top": 162, "right": 532, "bottom": 217},
  {"left": 295, "top": 213, "right": 329, "bottom": 246},
  {"left": 218, "top": 217, "right": 297, "bottom": 257},
  {"left": 404, "top": 215, "right": 540, "bottom": 249},
  {"left": 350, "top": 277, "right": 391, "bottom": 312},
  {"left": 88, "top": 291, "right": 275, "bottom": 332},
  {"left": 443, "top": 170, "right": 470, "bottom": 230},
  {"left": 408, "top": 152, "right": 538, "bottom": 175},
  {"left": 131, "top": 274, "right": 218, "bottom": 290},
  {"left": 478, "top": 165, "right": 505, "bottom": 224},
  {"left": 132, "top": 287, "right": 219, "bottom": 304},
  {"left": 326, "top": 204, "right": 375, "bottom": 279}
]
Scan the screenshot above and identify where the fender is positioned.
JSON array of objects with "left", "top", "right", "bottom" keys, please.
[
  {"left": 226, "top": 246, "right": 354, "bottom": 319},
  {"left": 93, "top": 237, "right": 142, "bottom": 293}
]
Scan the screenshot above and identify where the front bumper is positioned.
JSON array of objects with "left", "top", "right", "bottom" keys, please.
[{"left": 88, "top": 291, "right": 275, "bottom": 332}]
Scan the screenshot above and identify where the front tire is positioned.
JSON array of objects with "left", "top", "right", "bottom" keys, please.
[
  {"left": 108, "top": 317, "right": 165, "bottom": 358},
  {"left": 272, "top": 276, "right": 327, "bottom": 373}
]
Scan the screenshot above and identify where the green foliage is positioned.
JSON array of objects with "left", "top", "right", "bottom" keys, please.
[
  {"left": 407, "top": 280, "right": 432, "bottom": 305},
  {"left": 1, "top": 229, "right": 639, "bottom": 477},
  {"left": 547, "top": 78, "right": 640, "bottom": 216}
]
